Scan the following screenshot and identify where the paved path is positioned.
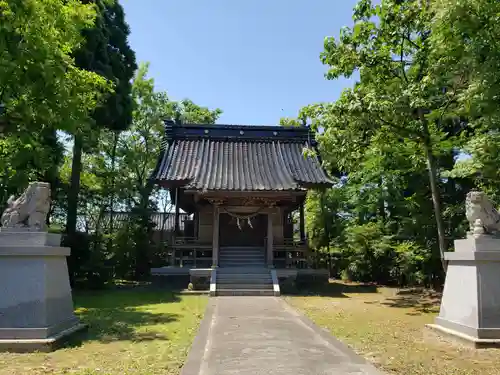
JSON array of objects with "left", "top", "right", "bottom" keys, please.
[{"left": 181, "top": 297, "right": 384, "bottom": 375}]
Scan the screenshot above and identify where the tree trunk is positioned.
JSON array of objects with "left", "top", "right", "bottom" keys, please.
[
  {"left": 378, "top": 177, "right": 386, "bottom": 222},
  {"left": 66, "top": 133, "right": 83, "bottom": 240},
  {"left": 135, "top": 184, "right": 153, "bottom": 279},
  {"left": 423, "top": 140, "right": 447, "bottom": 272},
  {"left": 109, "top": 131, "right": 118, "bottom": 236},
  {"left": 39, "top": 127, "right": 62, "bottom": 228}
]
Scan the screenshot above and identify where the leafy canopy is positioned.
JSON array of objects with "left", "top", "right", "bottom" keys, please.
[{"left": 0, "top": 0, "right": 111, "bottom": 132}]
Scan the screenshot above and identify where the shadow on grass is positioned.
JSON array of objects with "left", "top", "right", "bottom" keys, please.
[
  {"left": 282, "top": 281, "right": 378, "bottom": 297},
  {"left": 380, "top": 288, "right": 441, "bottom": 315},
  {"left": 74, "top": 287, "right": 182, "bottom": 309},
  {"left": 69, "top": 288, "right": 184, "bottom": 346}
]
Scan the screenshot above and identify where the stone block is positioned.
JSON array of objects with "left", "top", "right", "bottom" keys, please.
[
  {"left": 0, "top": 229, "right": 61, "bottom": 247},
  {"left": 190, "top": 275, "right": 210, "bottom": 290},
  {"left": 454, "top": 235, "right": 500, "bottom": 252},
  {"left": 427, "top": 235, "right": 500, "bottom": 347},
  {"left": 0, "top": 231, "right": 84, "bottom": 352}
]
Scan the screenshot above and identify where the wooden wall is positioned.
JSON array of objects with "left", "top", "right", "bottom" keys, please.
[
  {"left": 198, "top": 205, "right": 213, "bottom": 243},
  {"left": 195, "top": 205, "right": 286, "bottom": 246},
  {"left": 271, "top": 207, "right": 284, "bottom": 244}
]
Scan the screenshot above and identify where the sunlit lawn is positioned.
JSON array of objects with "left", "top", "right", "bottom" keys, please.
[
  {"left": 0, "top": 289, "right": 208, "bottom": 375},
  {"left": 286, "top": 281, "right": 500, "bottom": 375}
]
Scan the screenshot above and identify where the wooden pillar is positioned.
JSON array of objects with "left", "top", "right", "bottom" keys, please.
[
  {"left": 174, "top": 187, "right": 180, "bottom": 235},
  {"left": 267, "top": 211, "right": 274, "bottom": 267},
  {"left": 212, "top": 205, "right": 219, "bottom": 267},
  {"left": 299, "top": 201, "right": 305, "bottom": 242},
  {"left": 194, "top": 211, "right": 199, "bottom": 239},
  {"left": 171, "top": 187, "right": 180, "bottom": 267}
]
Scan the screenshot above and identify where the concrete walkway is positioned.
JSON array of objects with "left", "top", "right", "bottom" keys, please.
[{"left": 181, "top": 297, "right": 384, "bottom": 375}]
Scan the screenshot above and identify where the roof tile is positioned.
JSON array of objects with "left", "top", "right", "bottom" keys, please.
[{"left": 154, "top": 138, "right": 332, "bottom": 191}]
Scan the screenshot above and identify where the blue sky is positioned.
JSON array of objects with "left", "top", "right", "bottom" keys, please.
[{"left": 120, "top": 0, "right": 358, "bottom": 125}]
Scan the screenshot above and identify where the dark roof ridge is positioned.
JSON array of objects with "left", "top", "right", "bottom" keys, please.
[
  {"left": 168, "top": 122, "right": 309, "bottom": 130},
  {"left": 164, "top": 121, "right": 317, "bottom": 144}
]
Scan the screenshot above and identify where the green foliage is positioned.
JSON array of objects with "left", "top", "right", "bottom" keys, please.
[
  {"left": 342, "top": 223, "right": 394, "bottom": 283},
  {"left": 66, "top": 0, "right": 137, "bottom": 248},
  {"left": 300, "top": 0, "right": 499, "bottom": 286},
  {"left": 312, "top": 219, "right": 432, "bottom": 287},
  {"left": 392, "top": 241, "right": 431, "bottom": 286},
  {"left": 74, "top": 0, "right": 137, "bottom": 131},
  {"left": 60, "top": 62, "right": 222, "bottom": 285},
  {"left": 306, "top": 0, "right": 474, "bottom": 264},
  {"left": 0, "top": 0, "right": 110, "bottom": 132},
  {"left": 431, "top": 0, "right": 500, "bottom": 125},
  {"left": 0, "top": 126, "right": 65, "bottom": 211},
  {"left": 305, "top": 188, "right": 346, "bottom": 250},
  {"left": 65, "top": 232, "right": 112, "bottom": 289}
]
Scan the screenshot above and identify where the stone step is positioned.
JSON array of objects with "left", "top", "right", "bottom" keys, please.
[
  {"left": 217, "top": 274, "right": 271, "bottom": 279},
  {"left": 217, "top": 284, "right": 274, "bottom": 291},
  {"left": 217, "top": 277, "right": 273, "bottom": 284},
  {"left": 219, "top": 257, "right": 265, "bottom": 262},
  {"left": 220, "top": 253, "right": 265, "bottom": 257},
  {"left": 217, "top": 280, "right": 273, "bottom": 289},
  {"left": 220, "top": 251, "right": 263, "bottom": 253},
  {"left": 216, "top": 289, "right": 275, "bottom": 296},
  {"left": 217, "top": 268, "right": 270, "bottom": 274},
  {"left": 220, "top": 263, "right": 264, "bottom": 268},
  {"left": 217, "top": 273, "right": 272, "bottom": 280},
  {"left": 219, "top": 249, "right": 265, "bottom": 254},
  {"left": 217, "top": 284, "right": 272, "bottom": 290},
  {"left": 219, "top": 258, "right": 266, "bottom": 266},
  {"left": 220, "top": 261, "right": 265, "bottom": 264},
  {"left": 218, "top": 275, "right": 270, "bottom": 279},
  {"left": 220, "top": 247, "right": 264, "bottom": 250},
  {"left": 219, "top": 248, "right": 265, "bottom": 253},
  {"left": 220, "top": 260, "right": 265, "bottom": 262}
]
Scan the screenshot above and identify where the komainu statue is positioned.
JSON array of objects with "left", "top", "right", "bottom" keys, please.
[
  {"left": 465, "top": 190, "right": 500, "bottom": 236},
  {"left": 1, "top": 182, "right": 51, "bottom": 231}
]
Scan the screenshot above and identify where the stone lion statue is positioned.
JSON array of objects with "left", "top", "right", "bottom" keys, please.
[
  {"left": 465, "top": 190, "right": 500, "bottom": 236},
  {"left": 1, "top": 182, "right": 51, "bottom": 231}
]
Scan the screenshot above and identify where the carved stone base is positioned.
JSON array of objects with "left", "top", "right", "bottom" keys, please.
[
  {"left": 430, "top": 235, "right": 500, "bottom": 347},
  {"left": 0, "top": 231, "right": 82, "bottom": 352}
]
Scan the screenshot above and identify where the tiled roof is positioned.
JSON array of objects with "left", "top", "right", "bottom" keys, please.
[{"left": 153, "top": 123, "right": 333, "bottom": 191}]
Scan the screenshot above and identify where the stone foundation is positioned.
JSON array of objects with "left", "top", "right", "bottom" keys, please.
[
  {"left": 0, "top": 230, "right": 85, "bottom": 352},
  {"left": 426, "top": 235, "right": 500, "bottom": 348},
  {"left": 190, "top": 275, "right": 210, "bottom": 290}
]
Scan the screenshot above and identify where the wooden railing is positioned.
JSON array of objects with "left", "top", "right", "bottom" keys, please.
[
  {"left": 167, "top": 237, "right": 309, "bottom": 269},
  {"left": 168, "top": 237, "right": 213, "bottom": 268},
  {"left": 272, "top": 238, "right": 309, "bottom": 269}
]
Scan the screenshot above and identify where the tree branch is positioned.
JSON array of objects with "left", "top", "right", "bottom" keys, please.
[
  {"left": 401, "top": 34, "right": 409, "bottom": 83},
  {"left": 404, "top": 34, "right": 421, "bottom": 50}
]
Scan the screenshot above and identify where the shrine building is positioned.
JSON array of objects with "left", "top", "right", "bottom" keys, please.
[{"left": 151, "top": 121, "right": 332, "bottom": 295}]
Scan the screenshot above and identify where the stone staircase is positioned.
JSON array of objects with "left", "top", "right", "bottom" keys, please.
[
  {"left": 219, "top": 246, "right": 266, "bottom": 268},
  {"left": 216, "top": 247, "right": 276, "bottom": 296}
]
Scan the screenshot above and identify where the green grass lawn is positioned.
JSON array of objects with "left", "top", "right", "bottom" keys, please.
[
  {"left": 286, "top": 281, "right": 500, "bottom": 375},
  {"left": 0, "top": 289, "right": 208, "bottom": 375}
]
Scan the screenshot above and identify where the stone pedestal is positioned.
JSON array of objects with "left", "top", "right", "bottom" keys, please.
[
  {"left": 427, "top": 235, "right": 500, "bottom": 347},
  {"left": 0, "top": 230, "right": 85, "bottom": 352}
]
